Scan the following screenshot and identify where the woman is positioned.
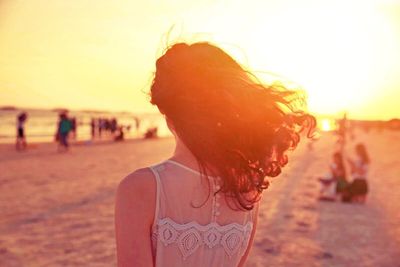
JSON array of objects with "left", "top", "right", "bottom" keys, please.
[
  {"left": 348, "top": 143, "right": 370, "bottom": 203},
  {"left": 115, "top": 42, "right": 315, "bottom": 266}
]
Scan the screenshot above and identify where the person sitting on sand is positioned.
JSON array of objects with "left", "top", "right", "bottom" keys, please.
[
  {"left": 115, "top": 42, "right": 315, "bottom": 267},
  {"left": 318, "top": 152, "right": 349, "bottom": 202},
  {"left": 114, "top": 126, "right": 125, "bottom": 142},
  {"left": 348, "top": 143, "right": 370, "bottom": 203},
  {"left": 144, "top": 126, "right": 158, "bottom": 139},
  {"left": 332, "top": 152, "right": 350, "bottom": 202}
]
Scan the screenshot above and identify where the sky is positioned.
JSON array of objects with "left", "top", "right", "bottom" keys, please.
[{"left": 0, "top": 0, "right": 399, "bottom": 120}]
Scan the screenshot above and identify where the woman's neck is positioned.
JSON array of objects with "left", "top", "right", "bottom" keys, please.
[
  {"left": 170, "top": 137, "right": 198, "bottom": 167},
  {"left": 170, "top": 136, "right": 220, "bottom": 177}
]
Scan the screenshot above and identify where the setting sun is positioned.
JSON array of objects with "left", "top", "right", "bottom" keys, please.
[{"left": 320, "top": 119, "right": 333, "bottom": 132}]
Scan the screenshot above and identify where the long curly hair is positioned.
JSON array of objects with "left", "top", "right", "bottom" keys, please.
[{"left": 150, "top": 42, "right": 316, "bottom": 210}]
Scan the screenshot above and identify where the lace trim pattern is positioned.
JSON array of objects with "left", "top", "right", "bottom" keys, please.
[{"left": 152, "top": 217, "right": 253, "bottom": 260}]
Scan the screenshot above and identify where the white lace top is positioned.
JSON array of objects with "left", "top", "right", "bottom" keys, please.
[{"left": 149, "top": 160, "right": 256, "bottom": 267}]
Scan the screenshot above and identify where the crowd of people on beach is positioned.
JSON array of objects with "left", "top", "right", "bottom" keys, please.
[
  {"left": 14, "top": 112, "right": 150, "bottom": 152},
  {"left": 91, "top": 117, "right": 120, "bottom": 139},
  {"left": 319, "top": 114, "right": 370, "bottom": 204}
]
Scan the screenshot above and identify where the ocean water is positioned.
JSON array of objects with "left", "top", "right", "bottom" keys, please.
[{"left": 0, "top": 108, "right": 170, "bottom": 144}]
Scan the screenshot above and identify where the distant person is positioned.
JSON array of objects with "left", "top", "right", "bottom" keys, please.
[
  {"left": 104, "top": 118, "right": 111, "bottom": 134},
  {"left": 337, "top": 112, "right": 347, "bottom": 151},
  {"left": 114, "top": 126, "right": 125, "bottom": 141},
  {"left": 70, "top": 117, "right": 77, "bottom": 140},
  {"left": 98, "top": 118, "right": 103, "bottom": 137},
  {"left": 317, "top": 152, "right": 341, "bottom": 201},
  {"left": 348, "top": 143, "right": 370, "bottom": 203},
  {"left": 134, "top": 116, "right": 141, "bottom": 132},
  {"left": 90, "top": 118, "right": 96, "bottom": 139},
  {"left": 144, "top": 127, "right": 158, "bottom": 139},
  {"left": 16, "top": 112, "right": 28, "bottom": 150},
  {"left": 115, "top": 42, "right": 316, "bottom": 266},
  {"left": 111, "top": 118, "right": 118, "bottom": 135},
  {"left": 57, "top": 113, "right": 72, "bottom": 151},
  {"left": 331, "top": 152, "right": 350, "bottom": 202}
]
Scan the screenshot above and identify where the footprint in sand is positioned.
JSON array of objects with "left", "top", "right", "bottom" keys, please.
[
  {"left": 263, "top": 246, "right": 281, "bottom": 255},
  {"left": 302, "top": 192, "right": 316, "bottom": 198},
  {"left": 256, "top": 238, "right": 281, "bottom": 255},
  {"left": 294, "top": 221, "right": 311, "bottom": 233},
  {"left": 314, "top": 251, "right": 334, "bottom": 259},
  {"left": 303, "top": 182, "right": 317, "bottom": 189},
  {"left": 260, "top": 239, "right": 281, "bottom": 256},
  {"left": 284, "top": 214, "right": 294, "bottom": 219},
  {"left": 294, "top": 227, "right": 310, "bottom": 233},
  {"left": 296, "top": 221, "right": 310, "bottom": 227},
  {"left": 64, "top": 248, "right": 74, "bottom": 254},
  {"left": 301, "top": 204, "right": 316, "bottom": 211}
]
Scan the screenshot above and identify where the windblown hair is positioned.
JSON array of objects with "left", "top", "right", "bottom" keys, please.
[{"left": 150, "top": 42, "right": 316, "bottom": 210}]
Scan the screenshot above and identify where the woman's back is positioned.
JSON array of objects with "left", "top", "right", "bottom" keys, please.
[
  {"left": 150, "top": 160, "right": 255, "bottom": 267},
  {"left": 115, "top": 42, "right": 315, "bottom": 267}
]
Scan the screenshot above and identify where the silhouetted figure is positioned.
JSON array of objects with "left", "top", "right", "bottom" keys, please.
[
  {"left": 98, "top": 118, "right": 103, "bottom": 138},
  {"left": 70, "top": 117, "right": 77, "bottom": 140},
  {"left": 337, "top": 112, "right": 347, "bottom": 151},
  {"left": 332, "top": 152, "right": 351, "bottom": 202},
  {"left": 114, "top": 126, "right": 125, "bottom": 141},
  {"left": 105, "top": 118, "right": 111, "bottom": 133},
  {"left": 90, "top": 118, "right": 96, "bottom": 139},
  {"left": 111, "top": 118, "right": 118, "bottom": 134},
  {"left": 57, "top": 113, "right": 72, "bottom": 151},
  {"left": 318, "top": 152, "right": 349, "bottom": 202},
  {"left": 348, "top": 143, "right": 370, "bottom": 203},
  {"left": 16, "top": 112, "right": 28, "bottom": 150},
  {"left": 134, "top": 116, "right": 141, "bottom": 132},
  {"left": 144, "top": 127, "right": 158, "bottom": 139}
]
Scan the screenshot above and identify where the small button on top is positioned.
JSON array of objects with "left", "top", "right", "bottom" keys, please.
[
  {"left": 215, "top": 211, "right": 221, "bottom": 216},
  {"left": 216, "top": 202, "right": 220, "bottom": 207},
  {"left": 215, "top": 185, "right": 221, "bottom": 190}
]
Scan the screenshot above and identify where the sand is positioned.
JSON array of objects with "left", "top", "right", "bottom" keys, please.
[{"left": 0, "top": 131, "right": 399, "bottom": 266}]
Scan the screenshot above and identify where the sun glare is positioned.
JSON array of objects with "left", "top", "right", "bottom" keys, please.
[
  {"left": 199, "top": 1, "right": 399, "bottom": 119},
  {"left": 0, "top": 0, "right": 399, "bottom": 119},
  {"left": 321, "top": 119, "right": 332, "bottom": 132}
]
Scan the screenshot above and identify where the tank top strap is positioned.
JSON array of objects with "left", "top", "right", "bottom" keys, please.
[{"left": 149, "top": 165, "right": 162, "bottom": 227}]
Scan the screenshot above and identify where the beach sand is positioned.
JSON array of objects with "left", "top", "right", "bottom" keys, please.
[{"left": 0, "top": 131, "right": 399, "bottom": 266}]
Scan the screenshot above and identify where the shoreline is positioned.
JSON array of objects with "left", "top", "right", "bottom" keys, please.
[{"left": 0, "top": 135, "right": 173, "bottom": 147}]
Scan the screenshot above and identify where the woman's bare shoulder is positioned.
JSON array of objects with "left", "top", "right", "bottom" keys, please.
[
  {"left": 118, "top": 168, "right": 155, "bottom": 192},
  {"left": 116, "top": 168, "right": 156, "bottom": 214},
  {"left": 115, "top": 168, "right": 156, "bottom": 265}
]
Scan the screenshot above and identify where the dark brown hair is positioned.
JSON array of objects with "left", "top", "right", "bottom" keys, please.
[
  {"left": 356, "top": 143, "right": 370, "bottom": 164},
  {"left": 150, "top": 42, "right": 316, "bottom": 210}
]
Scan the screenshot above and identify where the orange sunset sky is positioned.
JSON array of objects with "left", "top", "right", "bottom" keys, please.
[{"left": 0, "top": 0, "right": 399, "bottom": 120}]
